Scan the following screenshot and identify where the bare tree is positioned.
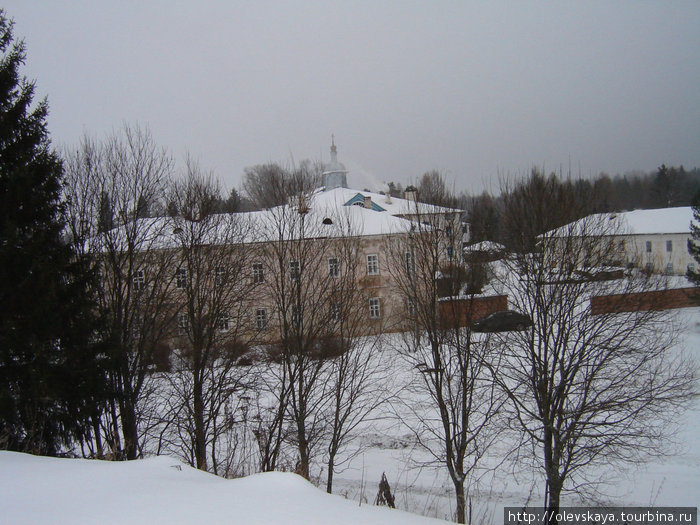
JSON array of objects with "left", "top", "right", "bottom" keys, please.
[
  {"left": 385, "top": 192, "right": 502, "bottom": 524},
  {"left": 499, "top": 169, "right": 587, "bottom": 254},
  {"left": 466, "top": 191, "right": 502, "bottom": 244},
  {"left": 319, "top": 214, "right": 392, "bottom": 494},
  {"left": 417, "top": 170, "right": 457, "bottom": 208},
  {"left": 242, "top": 159, "right": 322, "bottom": 210},
  {"left": 249, "top": 363, "right": 294, "bottom": 473},
  {"left": 242, "top": 163, "right": 288, "bottom": 209},
  {"left": 157, "top": 161, "right": 260, "bottom": 472},
  {"left": 63, "top": 124, "right": 176, "bottom": 460},
  {"left": 254, "top": 175, "right": 395, "bottom": 481},
  {"left": 255, "top": 192, "right": 336, "bottom": 479},
  {"left": 490, "top": 175, "right": 697, "bottom": 518}
]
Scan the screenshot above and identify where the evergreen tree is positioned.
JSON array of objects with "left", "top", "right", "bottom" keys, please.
[
  {"left": 0, "top": 11, "right": 105, "bottom": 455},
  {"left": 688, "top": 190, "right": 700, "bottom": 286},
  {"left": 97, "top": 191, "right": 114, "bottom": 233},
  {"left": 223, "top": 187, "right": 241, "bottom": 212}
]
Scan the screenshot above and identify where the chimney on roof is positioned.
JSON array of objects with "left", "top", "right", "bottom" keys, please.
[
  {"left": 404, "top": 185, "right": 417, "bottom": 201},
  {"left": 363, "top": 195, "right": 372, "bottom": 209}
]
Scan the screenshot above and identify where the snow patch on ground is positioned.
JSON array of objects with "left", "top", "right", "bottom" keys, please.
[{"left": 0, "top": 451, "right": 450, "bottom": 525}]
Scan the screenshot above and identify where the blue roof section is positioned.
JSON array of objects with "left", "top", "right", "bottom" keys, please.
[{"left": 343, "top": 193, "right": 387, "bottom": 212}]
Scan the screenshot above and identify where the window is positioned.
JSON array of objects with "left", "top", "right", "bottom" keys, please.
[
  {"left": 215, "top": 266, "right": 226, "bottom": 287},
  {"left": 289, "top": 260, "right": 300, "bottom": 281},
  {"left": 688, "top": 263, "right": 696, "bottom": 274},
  {"left": 328, "top": 257, "right": 340, "bottom": 278},
  {"left": 176, "top": 268, "right": 188, "bottom": 289},
  {"left": 216, "top": 314, "right": 230, "bottom": 332},
  {"left": 404, "top": 252, "right": 415, "bottom": 274},
  {"left": 177, "top": 312, "right": 189, "bottom": 334},
  {"left": 291, "top": 305, "right": 302, "bottom": 326},
  {"left": 366, "top": 254, "right": 379, "bottom": 275},
  {"left": 131, "top": 314, "right": 144, "bottom": 334},
  {"left": 252, "top": 262, "right": 264, "bottom": 284},
  {"left": 645, "top": 241, "right": 652, "bottom": 253},
  {"left": 645, "top": 262, "right": 654, "bottom": 273},
  {"left": 665, "top": 262, "right": 674, "bottom": 275},
  {"left": 132, "top": 269, "right": 145, "bottom": 291},
  {"left": 445, "top": 226, "right": 453, "bottom": 237},
  {"left": 255, "top": 308, "right": 267, "bottom": 330},
  {"left": 369, "top": 297, "right": 381, "bottom": 319},
  {"left": 446, "top": 246, "right": 454, "bottom": 259},
  {"left": 618, "top": 240, "right": 626, "bottom": 252},
  {"left": 330, "top": 302, "right": 341, "bottom": 322},
  {"left": 666, "top": 240, "right": 673, "bottom": 252},
  {"left": 407, "top": 298, "right": 416, "bottom": 316}
]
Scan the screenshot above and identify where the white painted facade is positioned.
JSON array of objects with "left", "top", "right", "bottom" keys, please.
[
  {"left": 620, "top": 232, "right": 694, "bottom": 275},
  {"left": 550, "top": 207, "right": 696, "bottom": 276}
]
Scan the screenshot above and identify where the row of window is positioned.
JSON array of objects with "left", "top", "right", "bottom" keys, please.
[
  {"left": 146, "top": 255, "right": 378, "bottom": 291},
  {"left": 134, "top": 266, "right": 240, "bottom": 291},
  {"left": 175, "top": 298, "right": 383, "bottom": 335},
  {"left": 645, "top": 239, "right": 692, "bottom": 253},
  {"left": 134, "top": 238, "right": 690, "bottom": 290},
  {"left": 135, "top": 251, "right": 423, "bottom": 291},
  {"left": 280, "top": 255, "right": 380, "bottom": 282},
  {"left": 176, "top": 267, "right": 226, "bottom": 289},
  {"left": 643, "top": 262, "right": 696, "bottom": 274}
]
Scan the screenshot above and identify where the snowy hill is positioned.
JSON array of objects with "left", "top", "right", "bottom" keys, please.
[{"left": 0, "top": 451, "right": 449, "bottom": 525}]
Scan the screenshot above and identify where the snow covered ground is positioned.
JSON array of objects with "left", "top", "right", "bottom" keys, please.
[
  {"left": 1, "top": 308, "right": 697, "bottom": 524},
  {"left": 326, "top": 307, "right": 700, "bottom": 521},
  {"left": 0, "top": 451, "right": 450, "bottom": 525}
]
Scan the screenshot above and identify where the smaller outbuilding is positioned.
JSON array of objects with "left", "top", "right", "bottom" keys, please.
[{"left": 547, "top": 207, "right": 695, "bottom": 276}]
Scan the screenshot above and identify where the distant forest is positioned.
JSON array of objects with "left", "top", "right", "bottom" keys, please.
[
  {"left": 456, "top": 165, "right": 699, "bottom": 244},
  {"left": 236, "top": 164, "right": 698, "bottom": 246}
]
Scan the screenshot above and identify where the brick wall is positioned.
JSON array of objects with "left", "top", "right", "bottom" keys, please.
[
  {"left": 438, "top": 295, "right": 508, "bottom": 327},
  {"left": 590, "top": 287, "right": 700, "bottom": 315}
]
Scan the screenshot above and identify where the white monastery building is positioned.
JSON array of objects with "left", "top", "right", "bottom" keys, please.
[{"left": 553, "top": 207, "right": 696, "bottom": 276}]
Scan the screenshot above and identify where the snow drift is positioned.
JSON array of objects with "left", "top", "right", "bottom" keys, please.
[{"left": 0, "top": 451, "right": 449, "bottom": 525}]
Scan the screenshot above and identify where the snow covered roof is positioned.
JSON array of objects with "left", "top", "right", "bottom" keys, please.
[
  {"left": 613, "top": 207, "right": 693, "bottom": 235},
  {"left": 98, "top": 197, "right": 416, "bottom": 251},
  {"left": 546, "top": 207, "right": 694, "bottom": 238},
  {"left": 249, "top": 198, "right": 416, "bottom": 241},
  {"left": 313, "top": 187, "right": 462, "bottom": 216}
]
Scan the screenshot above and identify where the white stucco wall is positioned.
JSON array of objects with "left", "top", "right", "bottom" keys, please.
[{"left": 620, "top": 233, "right": 694, "bottom": 274}]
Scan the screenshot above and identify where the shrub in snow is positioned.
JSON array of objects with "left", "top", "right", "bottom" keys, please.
[{"left": 374, "top": 472, "right": 395, "bottom": 508}]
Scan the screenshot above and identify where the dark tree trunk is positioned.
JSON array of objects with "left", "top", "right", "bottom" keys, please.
[
  {"left": 543, "top": 426, "right": 562, "bottom": 525},
  {"left": 547, "top": 480, "right": 562, "bottom": 525},
  {"left": 92, "top": 414, "right": 103, "bottom": 458},
  {"left": 326, "top": 454, "right": 335, "bottom": 493},
  {"left": 193, "top": 378, "right": 207, "bottom": 471},
  {"left": 455, "top": 478, "right": 466, "bottom": 524},
  {"left": 107, "top": 396, "right": 121, "bottom": 456},
  {"left": 297, "top": 430, "right": 310, "bottom": 480},
  {"left": 120, "top": 398, "right": 139, "bottom": 460}
]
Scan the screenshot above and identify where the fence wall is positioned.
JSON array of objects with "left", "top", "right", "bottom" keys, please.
[
  {"left": 590, "top": 287, "right": 699, "bottom": 315},
  {"left": 438, "top": 295, "right": 508, "bottom": 327}
]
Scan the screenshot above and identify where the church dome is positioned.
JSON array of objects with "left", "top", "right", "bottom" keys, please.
[{"left": 323, "top": 135, "right": 348, "bottom": 190}]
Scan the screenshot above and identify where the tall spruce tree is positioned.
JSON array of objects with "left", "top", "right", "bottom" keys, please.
[{"left": 0, "top": 11, "right": 105, "bottom": 455}]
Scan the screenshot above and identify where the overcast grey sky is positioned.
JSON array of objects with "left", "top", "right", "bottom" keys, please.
[{"left": 5, "top": 1, "right": 700, "bottom": 194}]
